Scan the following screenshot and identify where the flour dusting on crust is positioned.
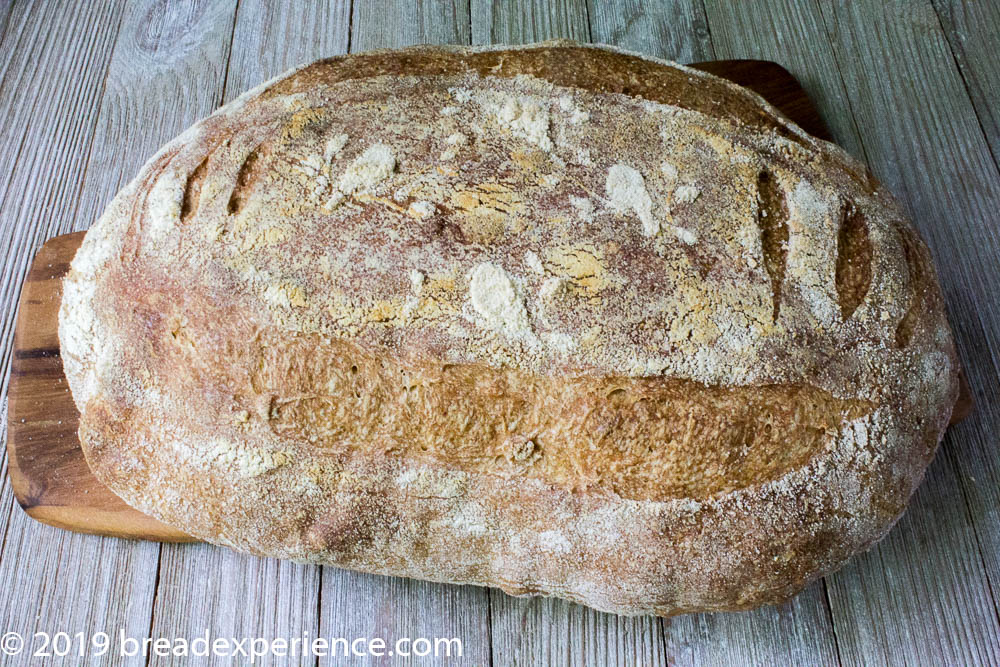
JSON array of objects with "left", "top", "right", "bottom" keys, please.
[{"left": 59, "top": 42, "right": 960, "bottom": 617}]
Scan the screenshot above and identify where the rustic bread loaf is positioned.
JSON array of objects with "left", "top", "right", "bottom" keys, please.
[{"left": 59, "top": 42, "right": 959, "bottom": 616}]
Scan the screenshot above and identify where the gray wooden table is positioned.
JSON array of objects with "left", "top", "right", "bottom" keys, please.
[{"left": 1, "top": 1, "right": 998, "bottom": 665}]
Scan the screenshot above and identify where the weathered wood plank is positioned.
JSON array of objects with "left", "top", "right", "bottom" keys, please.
[
  {"left": 0, "top": 1, "right": 13, "bottom": 45},
  {"left": 0, "top": 521, "right": 159, "bottom": 667},
  {"left": 827, "top": 458, "right": 1000, "bottom": 666},
  {"left": 319, "top": 570, "right": 491, "bottom": 666},
  {"left": 0, "top": 4, "right": 156, "bottom": 664},
  {"left": 221, "top": 0, "right": 351, "bottom": 101},
  {"left": 931, "top": 0, "right": 1000, "bottom": 169},
  {"left": 811, "top": 1, "right": 1000, "bottom": 663},
  {"left": 350, "top": 0, "right": 471, "bottom": 52},
  {"left": 489, "top": 594, "right": 667, "bottom": 666},
  {"left": 0, "top": 396, "right": 11, "bottom": 563},
  {"left": 0, "top": 0, "right": 126, "bottom": 411},
  {"left": 145, "top": 4, "right": 351, "bottom": 663},
  {"left": 702, "top": 5, "right": 1000, "bottom": 663},
  {"left": 151, "top": 545, "right": 321, "bottom": 667},
  {"left": 588, "top": 0, "right": 714, "bottom": 62},
  {"left": 664, "top": 584, "right": 839, "bottom": 666},
  {"left": 470, "top": 0, "right": 590, "bottom": 44}
]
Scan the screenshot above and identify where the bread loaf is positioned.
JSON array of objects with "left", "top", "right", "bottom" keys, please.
[{"left": 59, "top": 42, "right": 960, "bottom": 616}]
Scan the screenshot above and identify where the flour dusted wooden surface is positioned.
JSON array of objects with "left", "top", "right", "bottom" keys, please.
[{"left": 1, "top": 1, "right": 999, "bottom": 665}]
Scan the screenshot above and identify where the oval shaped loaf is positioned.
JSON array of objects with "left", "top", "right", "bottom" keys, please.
[{"left": 59, "top": 42, "right": 959, "bottom": 616}]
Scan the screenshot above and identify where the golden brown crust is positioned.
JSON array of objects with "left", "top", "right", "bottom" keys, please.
[{"left": 59, "top": 42, "right": 959, "bottom": 615}]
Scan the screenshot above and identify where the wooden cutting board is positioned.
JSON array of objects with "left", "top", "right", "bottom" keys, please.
[{"left": 6, "top": 60, "right": 974, "bottom": 542}]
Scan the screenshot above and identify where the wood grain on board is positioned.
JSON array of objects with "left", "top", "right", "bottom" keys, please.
[
  {"left": 471, "top": 0, "right": 590, "bottom": 44},
  {"left": 588, "top": 0, "right": 715, "bottom": 64},
  {"left": 931, "top": 0, "right": 1000, "bottom": 168},
  {"left": 350, "top": 0, "right": 471, "bottom": 51}
]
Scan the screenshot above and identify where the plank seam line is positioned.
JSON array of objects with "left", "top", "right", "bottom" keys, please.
[
  {"left": 872, "top": 546, "right": 897, "bottom": 659},
  {"left": 463, "top": 0, "right": 471, "bottom": 45},
  {"left": 943, "top": 304, "right": 1000, "bottom": 628},
  {"left": 657, "top": 616, "right": 670, "bottom": 663},
  {"left": 143, "top": 544, "right": 164, "bottom": 667},
  {"left": 314, "top": 565, "right": 323, "bottom": 667},
  {"left": 484, "top": 587, "right": 494, "bottom": 667},
  {"left": 0, "top": 490, "right": 12, "bottom": 570},
  {"left": 346, "top": 0, "right": 354, "bottom": 54},
  {"left": 924, "top": 0, "right": 1000, "bottom": 633},
  {"left": 697, "top": 0, "right": 718, "bottom": 61},
  {"left": 0, "top": 452, "right": 13, "bottom": 566},
  {"left": 821, "top": 577, "right": 846, "bottom": 666},
  {"left": 0, "top": 1, "right": 11, "bottom": 46},
  {"left": 0, "top": 395, "right": 14, "bottom": 562},
  {"left": 804, "top": 5, "right": 910, "bottom": 658},
  {"left": 32, "top": 528, "right": 57, "bottom": 634},
  {"left": 582, "top": 0, "right": 593, "bottom": 43},
  {"left": 466, "top": 0, "right": 472, "bottom": 46},
  {"left": 218, "top": 0, "right": 242, "bottom": 105},
  {"left": 927, "top": 2, "right": 1000, "bottom": 180}
]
